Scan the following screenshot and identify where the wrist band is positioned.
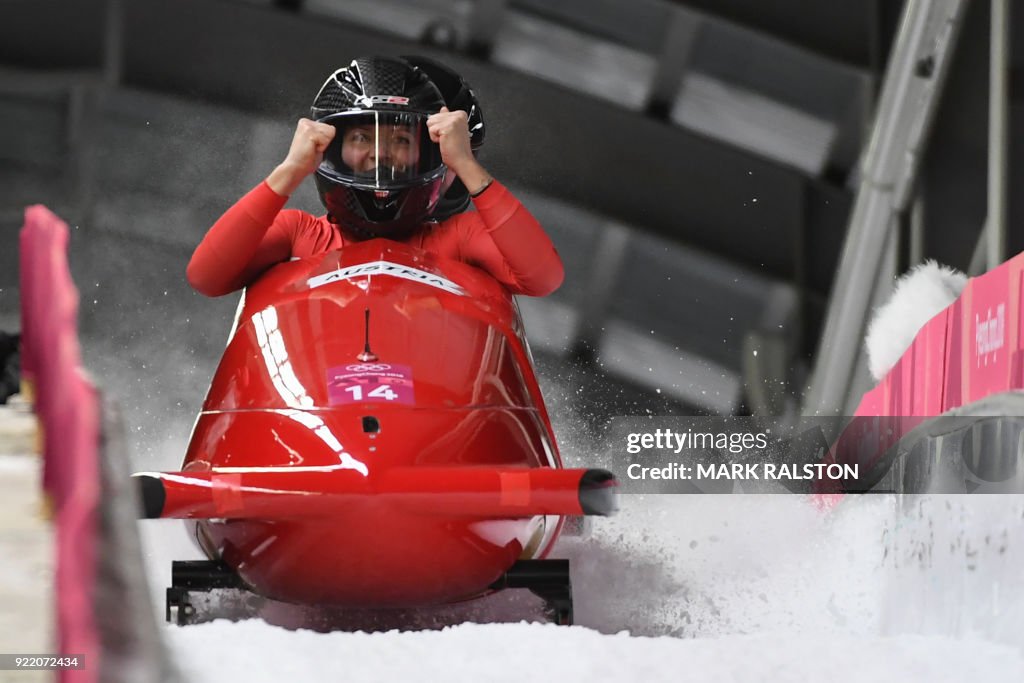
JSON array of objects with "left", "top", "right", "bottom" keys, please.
[{"left": 470, "top": 178, "right": 493, "bottom": 198}]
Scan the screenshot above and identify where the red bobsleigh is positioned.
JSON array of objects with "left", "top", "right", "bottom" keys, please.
[{"left": 134, "top": 239, "right": 618, "bottom": 625}]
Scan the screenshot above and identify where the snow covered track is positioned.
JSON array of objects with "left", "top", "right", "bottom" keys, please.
[
  {"left": 0, "top": 453, "right": 53, "bottom": 675},
  {"left": 138, "top": 492, "right": 1024, "bottom": 681},
  {"left": 167, "top": 620, "right": 1024, "bottom": 683},
  {"left": 879, "top": 495, "right": 1024, "bottom": 649},
  {"left": 150, "top": 494, "right": 1024, "bottom": 681}
]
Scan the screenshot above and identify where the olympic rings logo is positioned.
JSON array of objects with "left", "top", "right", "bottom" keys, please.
[{"left": 345, "top": 363, "right": 392, "bottom": 372}]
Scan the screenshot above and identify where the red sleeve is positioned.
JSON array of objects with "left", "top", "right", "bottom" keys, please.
[
  {"left": 186, "top": 181, "right": 296, "bottom": 297},
  {"left": 457, "top": 181, "right": 565, "bottom": 296}
]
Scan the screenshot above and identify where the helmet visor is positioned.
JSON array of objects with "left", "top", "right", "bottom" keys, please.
[{"left": 317, "top": 111, "right": 444, "bottom": 189}]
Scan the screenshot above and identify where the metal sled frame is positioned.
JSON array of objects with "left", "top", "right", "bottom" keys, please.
[{"left": 166, "top": 558, "right": 575, "bottom": 626}]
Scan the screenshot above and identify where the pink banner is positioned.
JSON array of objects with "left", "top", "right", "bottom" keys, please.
[
  {"left": 963, "top": 262, "right": 1011, "bottom": 403},
  {"left": 910, "top": 309, "right": 947, "bottom": 416},
  {"left": 20, "top": 206, "right": 100, "bottom": 683},
  {"left": 828, "top": 251, "right": 1024, "bottom": 505},
  {"left": 854, "top": 251, "right": 1024, "bottom": 419}
]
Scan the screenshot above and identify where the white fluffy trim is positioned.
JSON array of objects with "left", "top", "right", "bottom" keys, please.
[{"left": 864, "top": 260, "right": 967, "bottom": 381}]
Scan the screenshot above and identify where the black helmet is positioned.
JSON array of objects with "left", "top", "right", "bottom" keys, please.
[
  {"left": 311, "top": 56, "right": 447, "bottom": 239},
  {"left": 402, "top": 55, "right": 485, "bottom": 220}
]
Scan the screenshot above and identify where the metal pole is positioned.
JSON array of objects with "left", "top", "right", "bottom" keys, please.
[
  {"left": 103, "top": 0, "right": 123, "bottom": 87},
  {"left": 644, "top": 8, "right": 701, "bottom": 118},
  {"left": 969, "top": 219, "right": 989, "bottom": 276},
  {"left": 569, "top": 222, "right": 630, "bottom": 363},
  {"left": 802, "top": 0, "right": 967, "bottom": 416},
  {"left": 987, "top": 0, "right": 1009, "bottom": 270},
  {"left": 909, "top": 190, "right": 925, "bottom": 266}
]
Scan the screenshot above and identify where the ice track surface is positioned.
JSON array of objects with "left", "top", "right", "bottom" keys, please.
[{"left": 141, "top": 492, "right": 1024, "bottom": 682}]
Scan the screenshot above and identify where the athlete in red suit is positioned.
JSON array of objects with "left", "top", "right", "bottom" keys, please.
[{"left": 188, "top": 58, "right": 563, "bottom": 299}]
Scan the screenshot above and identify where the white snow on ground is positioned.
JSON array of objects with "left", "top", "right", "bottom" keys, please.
[
  {"left": 0, "top": 453, "right": 53, "bottom": 668},
  {"left": 146, "top": 493, "right": 1024, "bottom": 682},
  {"left": 168, "top": 621, "right": 1024, "bottom": 683}
]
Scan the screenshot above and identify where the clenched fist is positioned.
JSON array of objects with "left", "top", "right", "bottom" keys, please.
[
  {"left": 427, "top": 107, "right": 491, "bottom": 195},
  {"left": 267, "top": 118, "right": 336, "bottom": 196},
  {"left": 427, "top": 107, "right": 473, "bottom": 172}
]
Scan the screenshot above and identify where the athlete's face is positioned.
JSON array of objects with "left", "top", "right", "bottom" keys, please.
[{"left": 341, "top": 123, "right": 420, "bottom": 174}]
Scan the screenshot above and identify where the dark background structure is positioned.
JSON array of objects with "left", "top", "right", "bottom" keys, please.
[{"left": 1, "top": 0, "right": 1021, "bottom": 463}]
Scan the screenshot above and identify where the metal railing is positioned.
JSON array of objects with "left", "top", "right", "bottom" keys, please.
[{"left": 802, "top": 0, "right": 969, "bottom": 416}]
